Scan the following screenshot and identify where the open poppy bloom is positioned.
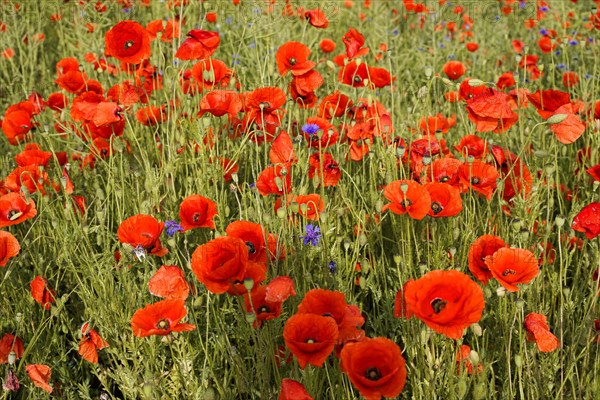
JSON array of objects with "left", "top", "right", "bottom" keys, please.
[
  {"left": 383, "top": 180, "right": 431, "bottom": 220},
  {"left": 269, "top": 131, "right": 297, "bottom": 165},
  {"left": 148, "top": 265, "right": 190, "bottom": 300},
  {"left": 265, "top": 276, "right": 296, "bottom": 303},
  {"left": 0, "top": 333, "right": 24, "bottom": 364},
  {"left": 422, "top": 158, "right": 462, "bottom": 188},
  {"left": 340, "top": 337, "right": 407, "bottom": 400},
  {"left": 0, "top": 192, "right": 37, "bottom": 228},
  {"left": 547, "top": 104, "right": 585, "bottom": 144},
  {"left": 319, "top": 91, "right": 353, "bottom": 119},
  {"left": 4, "top": 165, "right": 52, "bottom": 195},
  {"left": 244, "top": 285, "right": 283, "bottom": 328},
  {"left": 342, "top": 28, "right": 369, "bottom": 59},
  {"left": 308, "top": 152, "right": 341, "bottom": 187},
  {"left": 399, "top": 270, "right": 485, "bottom": 339},
  {"left": 275, "top": 41, "right": 316, "bottom": 77},
  {"left": 524, "top": 313, "right": 560, "bottom": 352},
  {"left": 468, "top": 235, "right": 507, "bottom": 285},
  {"left": 256, "top": 165, "right": 292, "bottom": 196},
  {"left": 104, "top": 20, "right": 151, "bottom": 65},
  {"left": 30, "top": 276, "right": 56, "bottom": 310},
  {"left": 175, "top": 29, "right": 220, "bottom": 60},
  {"left": 297, "top": 289, "right": 364, "bottom": 344},
  {"left": 458, "top": 160, "right": 499, "bottom": 200},
  {"left": 79, "top": 323, "right": 109, "bottom": 364},
  {"left": 25, "top": 364, "right": 52, "bottom": 393},
  {"left": 130, "top": 299, "right": 196, "bottom": 337},
  {"left": 14, "top": 143, "right": 53, "bottom": 167},
  {"left": 419, "top": 113, "right": 456, "bottom": 135},
  {"left": 1, "top": 101, "right": 37, "bottom": 145},
  {"left": 190, "top": 58, "right": 233, "bottom": 91},
  {"left": 178, "top": 194, "right": 218, "bottom": 231},
  {"left": 283, "top": 313, "right": 339, "bottom": 369},
  {"left": 198, "top": 90, "right": 242, "bottom": 119},
  {"left": 572, "top": 202, "right": 600, "bottom": 239},
  {"left": 190, "top": 236, "right": 248, "bottom": 294},
  {"left": 225, "top": 220, "right": 269, "bottom": 263},
  {"left": 305, "top": 8, "right": 328, "bottom": 28},
  {"left": 527, "top": 89, "right": 571, "bottom": 119},
  {"left": 484, "top": 248, "right": 539, "bottom": 292},
  {"left": 0, "top": 231, "right": 20, "bottom": 267},
  {"left": 278, "top": 378, "right": 313, "bottom": 400},
  {"left": 117, "top": 214, "right": 168, "bottom": 259},
  {"left": 423, "top": 182, "right": 462, "bottom": 218},
  {"left": 466, "top": 89, "right": 519, "bottom": 133},
  {"left": 443, "top": 61, "right": 467, "bottom": 81}
]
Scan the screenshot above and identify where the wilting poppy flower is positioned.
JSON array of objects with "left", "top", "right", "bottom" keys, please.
[
  {"left": 443, "top": 61, "right": 467, "bottom": 81},
  {"left": 548, "top": 104, "right": 585, "bottom": 144},
  {"left": 0, "top": 334, "right": 24, "bottom": 364},
  {"left": 178, "top": 195, "right": 218, "bottom": 231},
  {"left": 340, "top": 337, "right": 407, "bottom": 400},
  {"left": 524, "top": 313, "right": 560, "bottom": 352},
  {"left": 0, "top": 192, "right": 37, "bottom": 228},
  {"left": 225, "top": 220, "right": 268, "bottom": 262},
  {"left": 297, "top": 289, "right": 364, "bottom": 344},
  {"left": 25, "top": 364, "right": 52, "bottom": 393},
  {"left": 383, "top": 180, "right": 431, "bottom": 220},
  {"left": 308, "top": 153, "right": 341, "bottom": 187},
  {"left": 269, "top": 131, "right": 297, "bottom": 165},
  {"left": 458, "top": 160, "right": 499, "bottom": 200},
  {"left": 78, "top": 323, "right": 109, "bottom": 364},
  {"left": 256, "top": 165, "right": 292, "bottom": 196},
  {"left": 190, "top": 236, "right": 248, "bottom": 294},
  {"left": 117, "top": 214, "right": 168, "bottom": 258},
  {"left": 572, "top": 202, "right": 600, "bottom": 239},
  {"left": 265, "top": 276, "right": 296, "bottom": 303},
  {"left": 468, "top": 235, "right": 507, "bottom": 285},
  {"left": 484, "top": 248, "right": 539, "bottom": 292},
  {"left": 104, "top": 20, "right": 150, "bottom": 64},
  {"left": 400, "top": 270, "right": 485, "bottom": 339},
  {"left": 130, "top": 299, "right": 196, "bottom": 337},
  {"left": 0, "top": 231, "right": 20, "bottom": 267},
  {"left": 342, "top": 28, "right": 369, "bottom": 59},
  {"left": 283, "top": 313, "right": 339, "bottom": 369},
  {"left": 423, "top": 182, "right": 462, "bottom": 217},
  {"left": 456, "top": 344, "right": 483, "bottom": 375},
  {"left": 466, "top": 89, "right": 519, "bottom": 133},
  {"left": 148, "top": 265, "right": 190, "bottom": 300},
  {"left": 279, "top": 378, "right": 313, "bottom": 400},
  {"left": 276, "top": 41, "right": 316, "bottom": 77},
  {"left": 175, "top": 29, "right": 220, "bottom": 60},
  {"left": 30, "top": 276, "right": 56, "bottom": 310}
]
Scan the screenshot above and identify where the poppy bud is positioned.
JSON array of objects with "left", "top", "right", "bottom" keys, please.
[
  {"left": 555, "top": 215, "right": 565, "bottom": 227},
  {"left": 245, "top": 312, "right": 256, "bottom": 324},
  {"left": 547, "top": 113, "right": 568, "bottom": 124},
  {"left": 276, "top": 207, "right": 286, "bottom": 219},
  {"left": 243, "top": 278, "right": 254, "bottom": 291},
  {"left": 393, "top": 254, "right": 402, "bottom": 266},
  {"left": 8, "top": 351, "right": 16, "bottom": 365},
  {"left": 457, "top": 380, "right": 468, "bottom": 398},
  {"left": 142, "top": 382, "right": 154, "bottom": 397},
  {"left": 467, "top": 78, "right": 485, "bottom": 87},
  {"left": 423, "top": 66, "right": 433, "bottom": 78},
  {"left": 471, "top": 323, "right": 483, "bottom": 336},
  {"left": 358, "top": 233, "right": 367, "bottom": 246},
  {"left": 472, "top": 382, "right": 487, "bottom": 400},
  {"left": 496, "top": 287, "right": 506, "bottom": 297}
]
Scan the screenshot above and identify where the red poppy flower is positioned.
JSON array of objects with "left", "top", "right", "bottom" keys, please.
[
  {"left": 279, "top": 378, "right": 313, "bottom": 400},
  {"left": 302, "top": 117, "right": 339, "bottom": 148},
  {"left": 572, "top": 202, "right": 600, "bottom": 239},
  {"left": 496, "top": 72, "right": 516, "bottom": 90},
  {"left": 191, "top": 58, "right": 233, "bottom": 91},
  {"left": 136, "top": 105, "right": 166, "bottom": 126},
  {"left": 319, "top": 91, "right": 353, "bottom": 119},
  {"left": 1, "top": 101, "right": 36, "bottom": 145},
  {"left": 400, "top": 270, "right": 485, "bottom": 339},
  {"left": 0, "top": 333, "right": 24, "bottom": 364},
  {"left": 283, "top": 313, "right": 339, "bottom": 369},
  {"left": 468, "top": 235, "right": 507, "bottom": 285},
  {"left": 422, "top": 158, "right": 462, "bottom": 187},
  {"left": 130, "top": 299, "right": 196, "bottom": 337},
  {"left": 104, "top": 20, "right": 151, "bottom": 64},
  {"left": 256, "top": 165, "right": 292, "bottom": 196},
  {"left": 276, "top": 41, "right": 316, "bottom": 77},
  {"left": 383, "top": 180, "right": 431, "bottom": 220},
  {"left": 244, "top": 285, "right": 283, "bottom": 328},
  {"left": 548, "top": 104, "right": 585, "bottom": 144},
  {"left": 30, "top": 276, "right": 56, "bottom": 310},
  {"left": 290, "top": 69, "right": 324, "bottom": 96},
  {"left": 456, "top": 344, "right": 483, "bottom": 375},
  {"left": 179, "top": 195, "right": 218, "bottom": 231},
  {"left": 308, "top": 153, "right": 341, "bottom": 187},
  {"left": 418, "top": 113, "right": 456, "bottom": 135},
  {"left": 26, "top": 364, "right": 52, "bottom": 393},
  {"left": 198, "top": 90, "right": 242, "bottom": 119},
  {"left": 339, "top": 61, "right": 393, "bottom": 88},
  {"left": 225, "top": 220, "right": 268, "bottom": 262},
  {"left": 0, "top": 192, "right": 37, "bottom": 228},
  {"left": 78, "top": 323, "right": 109, "bottom": 364},
  {"left": 148, "top": 265, "right": 190, "bottom": 300},
  {"left": 527, "top": 89, "right": 571, "bottom": 119},
  {"left": 190, "top": 236, "right": 248, "bottom": 294},
  {"left": 297, "top": 288, "right": 365, "bottom": 344},
  {"left": 0, "top": 230, "right": 20, "bottom": 267},
  {"left": 524, "top": 313, "right": 559, "bottom": 352},
  {"left": 423, "top": 182, "right": 462, "bottom": 218},
  {"left": 269, "top": 131, "right": 297, "bottom": 165},
  {"left": 175, "top": 29, "right": 220, "bottom": 60},
  {"left": 562, "top": 71, "right": 579, "bottom": 88},
  {"left": 14, "top": 143, "right": 52, "bottom": 167},
  {"left": 265, "top": 276, "right": 296, "bottom": 303},
  {"left": 117, "top": 214, "right": 168, "bottom": 258},
  {"left": 340, "top": 337, "right": 407, "bottom": 400},
  {"left": 466, "top": 42, "right": 479, "bottom": 52},
  {"left": 319, "top": 38, "right": 336, "bottom": 53},
  {"left": 227, "top": 260, "right": 267, "bottom": 296},
  {"left": 458, "top": 160, "right": 499, "bottom": 200},
  {"left": 587, "top": 164, "right": 600, "bottom": 182},
  {"left": 453, "top": 135, "right": 487, "bottom": 159},
  {"left": 305, "top": 8, "right": 328, "bottom": 28},
  {"left": 443, "top": 61, "right": 467, "bottom": 81},
  {"left": 288, "top": 194, "right": 325, "bottom": 221},
  {"left": 466, "top": 89, "right": 519, "bottom": 133},
  {"left": 490, "top": 146, "right": 532, "bottom": 202},
  {"left": 342, "top": 28, "right": 369, "bottom": 59},
  {"left": 4, "top": 165, "right": 51, "bottom": 195},
  {"left": 484, "top": 248, "right": 539, "bottom": 292}
]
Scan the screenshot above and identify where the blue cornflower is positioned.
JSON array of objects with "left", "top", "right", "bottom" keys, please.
[
  {"left": 539, "top": 28, "right": 549, "bottom": 36},
  {"left": 301, "top": 224, "right": 321, "bottom": 246},
  {"left": 328, "top": 261, "right": 337, "bottom": 274},
  {"left": 568, "top": 40, "right": 578, "bottom": 46},
  {"left": 539, "top": 6, "right": 549, "bottom": 12},
  {"left": 557, "top": 64, "right": 566, "bottom": 70},
  {"left": 165, "top": 220, "right": 184, "bottom": 237},
  {"left": 302, "top": 123, "right": 320, "bottom": 135}
]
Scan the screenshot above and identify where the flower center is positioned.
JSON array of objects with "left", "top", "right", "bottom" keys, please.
[
  {"left": 156, "top": 319, "right": 170, "bottom": 330},
  {"left": 245, "top": 241, "right": 256, "bottom": 254},
  {"left": 259, "top": 101, "right": 271, "bottom": 110},
  {"left": 502, "top": 269, "right": 517, "bottom": 276},
  {"left": 439, "top": 176, "right": 450, "bottom": 182},
  {"left": 7, "top": 210, "right": 23, "bottom": 221},
  {"left": 471, "top": 177, "right": 481, "bottom": 185},
  {"left": 365, "top": 367, "right": 382, "bottom": 381},
  {"left": 289, "top": 57, "right": 297, "bottom": 65},
  {"left": 400, "top": 199, "right": 413, "bottom": 209},
  {"left": 431, "top": 202, "right": 443, "bottom": 215},
  {"left": 353, "top": 75, "right": 363, "bottom": 84},
  {"left": 305, "top": 338, "right": 315, "bottom": 344},
  {"left": 124, "top": 40, "right": 135, "bottom": 49},
  {"left": 431, "top": 298, "right": 448, "bottom": 314},
  {"left": 258, "top": 305, "right": 270, "bottom": 314},
  {"left": 193, "top": 213, "right": 201, "bottom": 223}
]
